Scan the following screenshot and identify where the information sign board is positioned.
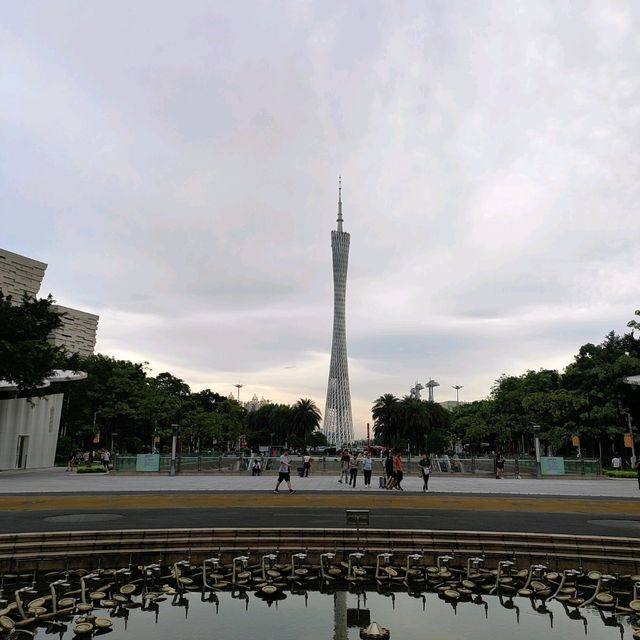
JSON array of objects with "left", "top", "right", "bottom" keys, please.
[
  {"left": 345, "top": 510, "right": 370, "bottom": 526},
  {"left": 136, "top": 453, "right": 160, "bottom": 472},
  {"left": 540, "top": 456, "right": 565, "bottom": 475}
]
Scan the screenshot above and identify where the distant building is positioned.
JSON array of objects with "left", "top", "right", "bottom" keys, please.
[
  {"left": 439, "top": 400, "right": 465, "bottom": 411},
  {"left": 0, "top": 247, "right": 99, "bottom": 357},
  {"left": 244, "top": 394, "right": 271, "bottom": 412}
]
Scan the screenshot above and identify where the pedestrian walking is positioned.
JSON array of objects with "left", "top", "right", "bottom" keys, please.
[
  {"left": 302, "top": 452, "right": 312, "bottom": 477},
  {"left": 338, "top": 450, "right": 350, "bottom": 484},
  {"left": 66, "top": 451, "right": 78, "bottom": 472},
  {"left": 348, "top": 453, "right": 360, "bottom": 487},
  {"left": 362, "top": 452, "right": 373, "bottom": 487},
  {"left": 419, "top": 452, "right": 431, "bottom": 492},
  {"left": 495, "top": 452, "right": 505, "bottom": 479},
  {"left": 635, "top": 459, "right": 640, "bottom": 490},
  {"left": 393, "top": 450, "right": 404, "bottom": 490},
  {"left": 274, "top": 449, "right": 296, "bottom": 494},
  {"left": 251, "top": 457, "right": 262, "bottom": 476},
  {"left": 612, "top": 454, "right": 622, "bottom": 470},
  {"left": 101, "top": 450, "right": 111, "bottom": 470}
]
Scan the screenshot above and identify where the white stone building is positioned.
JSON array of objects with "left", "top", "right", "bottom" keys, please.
[{"left": 0, "top": 247, "right": 97, "bottom": 469}]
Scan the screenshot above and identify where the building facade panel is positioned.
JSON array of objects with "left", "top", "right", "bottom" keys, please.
[
  {"left": 0, "top": 248, "right": 47, "bottom": 299},
  {"left": 50, "top": 305, "right": 99, "bottom": 357},
  {"left": 0, "top": 248, "right": 99, "bottom": 357}
]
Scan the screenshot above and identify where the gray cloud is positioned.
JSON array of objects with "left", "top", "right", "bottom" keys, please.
[{"left": 2, "top": 0, "right": 639, "bottom": 432}]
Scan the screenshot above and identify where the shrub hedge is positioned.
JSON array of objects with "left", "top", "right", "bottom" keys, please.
[
  {"left": 77, "top": 465, "right": 108, "bottom": 474},
  {"left": 604, "top": 469, "right": 638, "bottom": 478}
]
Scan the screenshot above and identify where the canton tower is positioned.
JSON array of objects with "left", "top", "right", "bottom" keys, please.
[{"left": 322, "top": 178, "right": 354, "bottom": 446}]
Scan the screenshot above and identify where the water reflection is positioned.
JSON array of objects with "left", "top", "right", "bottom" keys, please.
[
  {"left": 55, "top": 587, "right": 637, "bottom": 640},
  {"left": 2, "top": 560, "right": 640, "bottom": 640}
]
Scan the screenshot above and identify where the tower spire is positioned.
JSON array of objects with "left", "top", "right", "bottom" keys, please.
[
  {"left": 324, "top": 178, "right": 353, "bottom": 447},
  {"left": 337, "top": 175, "right": 343, "bottom": 231}
]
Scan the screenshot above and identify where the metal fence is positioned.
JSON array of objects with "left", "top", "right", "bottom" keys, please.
[{"left": 113, "top": 455, "right": 601, "bottom": 476}]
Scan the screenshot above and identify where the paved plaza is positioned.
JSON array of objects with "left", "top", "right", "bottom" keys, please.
[
  {"left": 1, "top": 466, "right": 639, "bottom": 498},
  {"left": 0, "top": 467, "right": 639, "bottom": 537}
]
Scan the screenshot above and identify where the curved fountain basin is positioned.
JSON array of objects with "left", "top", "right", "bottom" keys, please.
[{"left": 1, "top": 528, "right": 638, "bottom": 573}]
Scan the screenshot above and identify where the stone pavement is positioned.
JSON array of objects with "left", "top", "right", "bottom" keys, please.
[{"left": 1, "top": 466, "right": 638, "bottom": 498}]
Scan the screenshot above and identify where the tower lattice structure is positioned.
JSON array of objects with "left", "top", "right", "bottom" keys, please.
[{"left": 322, "top": 179, "right": 354, "bottom": 446}]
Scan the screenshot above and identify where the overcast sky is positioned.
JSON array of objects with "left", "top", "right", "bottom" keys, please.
[{"left": 2, "top": 1, "right": 639, "bottom": 436}]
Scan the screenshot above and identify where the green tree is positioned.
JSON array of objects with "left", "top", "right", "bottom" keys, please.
[
  {"left": 180, "top": 389, "right": 228, "bottom": 452},
  {"left": 59, "top": 354, "right": 150, "bottom": 452},
  {"left": 372, "top": 394, "right": 400, "bottom": 448},
  {"left": 488, "top": 369, "right": 563, "bottom": 452},
  {"left": 450, "top": 400, "right": 494, "bottom": 452},
  {"left": 307, "top": 430, "right": 329, "bottom": 448},
  {"left": 0, "top": 292, "right": 67, "bottom": 393},
  {"left": 291, "top": 398, "right": 322, "bottom": 448},
  {"left": 398, "top": 396, "right": 431, "bottom": 453},
  {"left": 425, "top": 401, "right": 452, "bottom": 453},
  {"left": 245, "top": 403, "right": 292, "bottom": 449},
  {"left": 562, "top": 330, "right": 640, "bottom": 457},
  {"left": 522, "top": 390, "right": 584, "bottom": 453}
]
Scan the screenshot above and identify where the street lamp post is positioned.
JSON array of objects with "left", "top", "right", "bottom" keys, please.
[
  {"left": 170, "top": 423, "right": 179, "bottom": 476},
  {"left": 533, "top": 424, "right": 542, "bottom": 479}
]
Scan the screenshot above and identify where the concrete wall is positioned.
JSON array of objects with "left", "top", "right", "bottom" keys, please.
[{"left": 0, "top": 394, "right": 63, "bottom": 470}]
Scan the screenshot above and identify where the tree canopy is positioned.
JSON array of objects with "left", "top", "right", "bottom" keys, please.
[
  {"left": 372, "top": 393, "right": 451, "bottom": 454},
  {"left": 0, "top": 292, "right": 69, "bottom": 394},
  {"left": 449, "top": 313, "right": 640, "bottom": 458}
]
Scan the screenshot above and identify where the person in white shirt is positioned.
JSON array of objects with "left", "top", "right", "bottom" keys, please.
[
  {"left": 348, "top": 453, "right": 361, "bottom": 487},
  {"left": 362, "top": 453, "right": 373, "bottom": 487},
  {"left": 611, "top": 454, "right": 623, "bottom": 470},
  {"left": 274, "top": 450, "right": 296, "bottom": 494},
  {"left": 302, "top": 453, "right": 312, "bottom": 477}
]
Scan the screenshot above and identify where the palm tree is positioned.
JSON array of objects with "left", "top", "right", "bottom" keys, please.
[
  {"left": 372, "top": 394, "right": 400, "bottom": 448},
  {"left": 292, "top": 398, "right": 322, "bottom": 447},
  {"left": 400, "top": 396, "right": 431, "bottom": 453}
]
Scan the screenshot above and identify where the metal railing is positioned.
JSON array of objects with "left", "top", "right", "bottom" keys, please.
[{"left": 113, "top": 455, "right": 601, "bottom": 476}]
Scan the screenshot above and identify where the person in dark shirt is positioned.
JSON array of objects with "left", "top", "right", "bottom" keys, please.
[
  {"left": 418, "top": 452, "right": 431, "bottom": 492},
  {"left": 495, "top": 452, "right": 505, "bottom": 479},
  {"left": 384, "top": 451, "right": 395, "bottom": 489}
]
